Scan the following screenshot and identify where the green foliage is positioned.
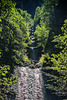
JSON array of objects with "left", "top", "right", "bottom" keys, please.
[
  {"left": 34, "top": 0, "right": 64, "bottom": 53},
  {"left": 40, "top": 20, "right": 67, "bottom": 95},
  {"left": 0, "top": 65, "right": 17, "bottom": 99},
  {"left": 34, "top": 0, "right": 59, "bottom": 27},
  {"left": 40, "top": 53, "right": 51, "bottom": 66},
  {"left": 34, "top": 22, "right": 49, "bottom": 52},
  {"left": 1, "top": 0, "right": 16, "bottom": 19},
  {"left": 0, "top": 0, "right": 31, "bottom": 66},
  {"left": 34, "top": 1, "right": 55, "bottom": 52},
  {"left": 34, "top": 6, "right": 41, "bottom": 26},
  {"left": 0, "top": 0, "right": 33, "bottom": 99},
  {"left": 34, "top": 0, "right": 67, "bottom": 96},
  {"left": 43, "top": 0, "right": 59, "bottom": 7},
  {"left": 41, "top": 48, "right": 67, "bottom": 94},
  {"left": 17, "top": 9, "right": 34, "bottom": 27},
  {"left": 52, "top": 19, "right": 67, "bottom": 53},
  {"left": 34, "top": 5, "right": 50, "bottom": 27}
]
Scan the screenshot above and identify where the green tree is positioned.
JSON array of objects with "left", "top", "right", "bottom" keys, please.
[
  {"left": 0, "top": 0, "right": 31, "bottom": 66},
  {"left": 34, "top": 21, "right": 49, "bottom": 52},
  {"left": 0, "top": 0, "right": 32, "bottom": 99},
  {"left": 34, "top": 0, "right": 64, "bottom": 53},
  {"left": 40, "top": 19, "right": 67, "bottom": 96},
  {"left": 0, "top": 65, "right": 18, "bottom": 99}
]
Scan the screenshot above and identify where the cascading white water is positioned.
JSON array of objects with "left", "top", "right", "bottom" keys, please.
[
  {"left": 29, "top": 27, "right": 38, "bottom": 62},
  {"left": 18, "top": 66, "right": 43, "bottom": 100},
  {"left": 32, "top": 48, "right": 35, "bottom": 61},
  {"left": 17, "top": 27, "right": 62, "bottom": 100}
]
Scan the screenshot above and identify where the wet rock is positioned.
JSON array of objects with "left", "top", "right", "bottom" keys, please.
[
  {"left": 17, "top": 67, "right": 43, "bottom": 100},
  {"left": 35, "top": 62, "right": 42, "bottom": 68}
]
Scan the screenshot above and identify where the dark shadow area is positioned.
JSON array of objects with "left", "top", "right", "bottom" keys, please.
[
  {"left": 16, "top": 0, "right": 43, "bottom": 18},
  {"left": 41, "top": 69, "right": 63, "bottom": 100}
]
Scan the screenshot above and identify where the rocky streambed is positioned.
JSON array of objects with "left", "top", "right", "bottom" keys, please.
[
  {"left": 18, "top": 66, "right": 43, "bottom": 100},
  {"left": 8, "top": 63, "right": 63, "bottom": 100}
]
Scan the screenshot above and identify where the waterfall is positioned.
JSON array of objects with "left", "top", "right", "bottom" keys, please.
[
  {"left": 17, "top": 66, "right": 62, "bottom": 100},
  {"left": 17, "top": 27, "right": 62, "bottom": 100},
  {"left": 18, "top": 66, "right": 43, "bottom": 100},
  {"left": 29, "top": 27, "right": 38, "bottom": 62}
]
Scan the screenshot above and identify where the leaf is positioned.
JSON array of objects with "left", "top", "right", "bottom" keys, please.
[{"left": 2, "top": 73, "right": 6, "bottom": 76}]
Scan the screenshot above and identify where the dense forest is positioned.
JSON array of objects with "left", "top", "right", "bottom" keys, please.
[
  {"left": 0, "top": 0, "right": 67, "bottom": 99},
  {"left": 34, "top": 0, "right": 67, "bottom": 98}
]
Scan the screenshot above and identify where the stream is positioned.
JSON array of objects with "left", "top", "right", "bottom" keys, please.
[
  {"left": 28, "top": 27, "right": 39, "bottom": 62},
  {"left": 17, "top": 28, "right": 62, "bottom": 100},
  {"left": 17, "top": 66, "right": 62, "bottom": 100},
  {"left": 18, "top": 66, "right": 43, "bottom": 100},
  {"left": 8, "top": 28, "right": 62, "bottom": 100}
]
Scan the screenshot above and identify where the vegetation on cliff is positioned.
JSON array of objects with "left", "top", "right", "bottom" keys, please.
[
  {"left": 0, "top": 0, "right": 33, "bottom": 99},
  {"left": 0, "top": 0, "right": 67, "bottom": 99},
  {"left": 34, "top": 0, "right": 67, "bottom": 97}
]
